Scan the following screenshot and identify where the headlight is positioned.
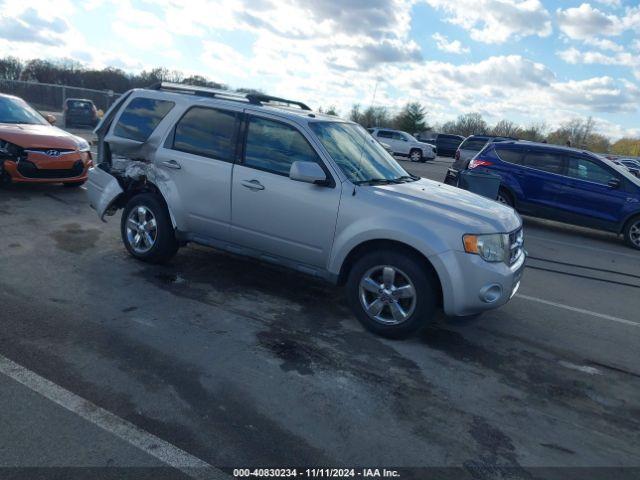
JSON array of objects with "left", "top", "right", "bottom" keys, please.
[
  {"left": 463, "top": 233, "right": 509, "bottom": 262},
  {"left": 75, "top": 137, "right": 91, "bottom": 152}
]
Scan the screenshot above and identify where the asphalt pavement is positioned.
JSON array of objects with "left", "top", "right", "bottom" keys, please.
[{"left": 0, "top": 152, "right": 638, "bottom": 479}]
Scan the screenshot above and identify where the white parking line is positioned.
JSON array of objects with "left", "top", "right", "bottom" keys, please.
[
  {"left": 516, "top": 294, "right": 640, "bottom": 328},
  {"left": 0, "top": 354, "right": 228, "bottom": 480}
]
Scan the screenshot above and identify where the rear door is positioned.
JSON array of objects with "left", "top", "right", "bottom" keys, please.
[
  {"left": 230, "top": 114, "right": 341, "bottom": 268},
  {"left": 518, "top": 148, "right": 567, "bottom": 217},
  {"left": 555, "top": 154, "right": 627, "bottom": 229},
  {"left": 375, "top": 130, "right": 398, "bottom": 153},
  {"left": 154, "top": 105, "right": 241, "bottom": 240}
]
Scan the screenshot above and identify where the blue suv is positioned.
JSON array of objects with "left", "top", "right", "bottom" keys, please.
[{"left": 466, "top": 141, "right": 640, "bottom": 250}]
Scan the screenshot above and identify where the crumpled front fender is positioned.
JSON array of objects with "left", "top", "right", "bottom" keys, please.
[{"left": 86, "top": 166, "right": 124, "bottom": 222}]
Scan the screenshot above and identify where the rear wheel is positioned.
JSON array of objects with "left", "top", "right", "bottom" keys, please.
[
  {"left": 623, "top": 216, "right": 640, "bottom": 250},
  {"left": 346, "top": 250, "right": 438, "bottom": 338},
  {"left": 409, "top": 149, "right": 423, "bottom": 162},
  {"left": 121, "top": 193, "right": 179, "bottom": 263}
]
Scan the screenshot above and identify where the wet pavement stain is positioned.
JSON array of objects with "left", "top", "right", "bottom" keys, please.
[
  {"left": 50, "top": 223, "right": 101, "bottom": 253},
  {"left": 539, "top": 443, "right": 576, "bottom": 455}
]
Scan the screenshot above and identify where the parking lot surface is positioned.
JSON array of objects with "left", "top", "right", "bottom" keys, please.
[{"left": 0, "top": 153, "right": 639, "bottom": 478}]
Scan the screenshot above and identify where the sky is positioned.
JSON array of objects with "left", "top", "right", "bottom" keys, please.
[{"left": 0, "top": 0, "right": 638, "bottom": 139}]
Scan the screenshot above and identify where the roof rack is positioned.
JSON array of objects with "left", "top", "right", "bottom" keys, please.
[{"left": 147, "top": 82, "right": 311, "bottom": 111}]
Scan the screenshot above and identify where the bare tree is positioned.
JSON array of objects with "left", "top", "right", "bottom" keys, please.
[{"left": 491, "top": 119, "right": 521, "bottom": 138}]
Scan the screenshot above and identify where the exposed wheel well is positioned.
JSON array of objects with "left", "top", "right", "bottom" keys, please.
[
  {"left": 337, "top": 239, "right": 443, "bottom": 306},
  {"left": 114, "top": 180, "right": 166, "bottom": 210}
]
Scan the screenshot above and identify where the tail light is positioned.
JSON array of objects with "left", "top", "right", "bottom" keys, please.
[{"left": 469, "top": 158, "right": 493, "bottom": 169}]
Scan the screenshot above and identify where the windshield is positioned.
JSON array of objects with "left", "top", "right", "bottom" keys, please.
[
  {"left": 0, "top": 96, "right": 48, "bottom": 125},
  {"left": 309, "top": 122, "right": 411, "bottom": 184}
]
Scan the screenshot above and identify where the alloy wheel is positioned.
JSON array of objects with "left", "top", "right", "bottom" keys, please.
[
  {"left": 630, "top": 220, "right": 640, "bottom": 248},
  {"left": 359, "top": 265, "right": 417, "bottom": 325},
  {"left": 126, "top": 206, "right": 158, "bottom": 254}
]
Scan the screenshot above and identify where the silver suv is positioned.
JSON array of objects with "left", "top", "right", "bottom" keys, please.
[
  {"left": 87, "top": 83, "right": 525, "bottom": 338},
  {"left": 368, "top": 128, "right": 436, "bottom": 162}
]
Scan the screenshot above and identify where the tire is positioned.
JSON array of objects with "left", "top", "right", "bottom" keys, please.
[
  {"left": 121, "top": 193, "right": 179, "bottom": 264},
  {"left": 497, "top": 188, "right": 514, "bottom": 207},
  {"left": 409, "top": 149, "right": 423, "bottom": 162},
  {"left": 623, "top": 215, "right": 640, "bottom": 250},
  {"left": 346, "top": 250, "right": 439, "bottom": 339},
  {"left": 63, "top": 181, "right": 86, "bottom": 188}
]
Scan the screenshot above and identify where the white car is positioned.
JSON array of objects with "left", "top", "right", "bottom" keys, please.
[{"left": 368, "top": 128, "right": 436, "bottom": 162}]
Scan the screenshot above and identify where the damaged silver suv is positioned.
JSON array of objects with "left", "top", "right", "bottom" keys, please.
[{"left": 87, "top": 83, "right": 525, "bottom": 338}]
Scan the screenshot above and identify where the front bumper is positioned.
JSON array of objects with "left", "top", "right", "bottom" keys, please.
[
  {"left": 430, "top": 249, "right": 526, "bottom": 317},
  {"left": 1, "top": 151, "right": 92, "bottom": 184}
]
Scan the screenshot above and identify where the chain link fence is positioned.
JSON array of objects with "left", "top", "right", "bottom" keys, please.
[{"left": 0, "top": 79, "right": 120, "bottom": 113}]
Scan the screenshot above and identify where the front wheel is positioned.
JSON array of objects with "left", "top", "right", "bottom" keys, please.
[
  {"left": 409, "top": 149, "right": 423, "bottom": 162},
  {"left": 623, "top": 216, "right": 640, "bottom": 250},
  {"left": 121, "top": 193, "right": 179, "bottom": 263},
  {"left": 346, "top": 250, "right": 438, "bottom": 338}
]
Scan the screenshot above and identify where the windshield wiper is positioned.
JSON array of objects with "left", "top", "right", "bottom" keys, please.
[
  {"left": 394, "top": 174, "right": 420, "bottom": 183},
  {"left": 353, "top": 178, "right": 400, "bottom": 186}
]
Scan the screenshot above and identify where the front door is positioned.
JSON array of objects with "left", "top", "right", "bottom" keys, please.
[
  {"left": 230, "top": 114, "right": 341, "bottom": 268},
  {"left": 517, "top": 148, "right": 567, "bottom": 218}
]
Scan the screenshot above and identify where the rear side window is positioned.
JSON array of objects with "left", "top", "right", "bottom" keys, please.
[
  {"left": 114, "top": 97, "right": 175, "bottom": 142},
  {"left": 566, "top": 156, "right": 615, "bottom": 185},
  {"left": 173, "top": 107, "right": 238, "bottom": 161},
  {"left": 495, "top": 147, "right": 524, "bottom": 165},
  {"left": 460, "top": 138, "right": 488, "bottom": 151},
  {"left": 523, "top": 150, "right": 564, "bottom": 174},
  {"left": 377, "top": 131, "right": 393, "bottom": 139},
  {"left": 244, "top": 117, "right": 320, "bottom": 176}
]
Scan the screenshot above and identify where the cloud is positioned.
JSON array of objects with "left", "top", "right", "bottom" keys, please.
[
  {"left": 556, "top": 3, "right": 640, "bottom": 39},
  {"left": 425, "top": 0, "right": 552, "bottom": 44},
  {"left": 550, "top": 77, "right": 640, "bottom": 113},
  {"left": 0, "top": 7, "right": 69, "bottom": 46},
  {"left": 432, "top": 33, "right": 469, "bottom": 54},
  {"left": 583, "top": 37, "right": 624, "bottom": 52}
]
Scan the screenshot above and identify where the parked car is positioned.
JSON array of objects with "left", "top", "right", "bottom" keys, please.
[
  {"left": 0, "top": 93, "right": 93, "bottom": 187},
  {"left": 434, "top": 134, "right": 465, "bottom": 157},
  {"left": 444, "top": 135, "right": 516, "bottom": 185},
  {"left": 63, "top": 98, "right": 100, "bottom": 128},
  {"left": 87, "top": 83, "right": 524, "bottom": 338},
  {"left": 367, "top": 128, "right": 436, "bottom": 162},
  {"left": 465, "top": 140, "right": 640, "bottom": 250},
  {"left": 616, "top": 158, "right": 640, "bottom": 177}
]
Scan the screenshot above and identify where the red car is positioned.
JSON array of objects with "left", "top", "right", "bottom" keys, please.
[{"left": 0, "top": 94, "right": 93, "bottom": 187}]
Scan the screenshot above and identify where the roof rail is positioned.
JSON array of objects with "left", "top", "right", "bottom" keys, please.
[
  {"left": 148, "top": 82, "right": 250, "bottom": 103},
  {"left": 245, "top": 93, "right": 311, "bottom": 111},
  {"left": 147, "top": 82, "right": 312, "bottom": 111}
]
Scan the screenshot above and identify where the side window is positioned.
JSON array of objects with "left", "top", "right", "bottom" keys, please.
[
  {"left": 461, "top": 138, "right": 488, "bottom": 151},
  {"left": 244, "top": 117, "right": 320, "bottom": 176},
  {"left": 523, "top": 151, "right": 564, "bottom": 174},
  {"left": 172, "top": 107, "right": 237, "bottom": 161},
  {"left": 495, "top": 147, "right": 524, "bottom": 165},
  {"left": 113, "top": 97, "right": 174, "bottom": 142},
  {"left": 566, "top": 156, "right": 615, "bottom": 184},
  {"left": 377, "top": 131, "right": 392, "bottom": 139},
  {"left": 392, "top": 132, "right": 405, "bottom": 141}
]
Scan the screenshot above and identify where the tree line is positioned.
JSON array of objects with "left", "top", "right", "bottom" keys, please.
[{"left": 0, "top": 56, "right": 637, "bottom": 156}]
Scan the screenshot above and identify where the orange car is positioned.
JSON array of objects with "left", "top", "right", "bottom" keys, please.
[{"left": 0, "top": 93, "right": 93, "bottom": 187}]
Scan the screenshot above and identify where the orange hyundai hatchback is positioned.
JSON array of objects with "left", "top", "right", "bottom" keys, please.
[{"left": 0, "top": 94, "right": 93, "bottom": 187}]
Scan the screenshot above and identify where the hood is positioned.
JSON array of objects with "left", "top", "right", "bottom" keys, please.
[
  {"left": 418, "top": 141, "right": 435, "bottom": 148},
  {"left": 373, "top": 178, "right": 521, "bottom": 233},
  {"left": 0, "top": 123, "right": 81, "bottom": 150}
]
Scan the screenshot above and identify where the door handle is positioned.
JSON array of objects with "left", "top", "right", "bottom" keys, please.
[
  {"left": 241, "top": 179, "right": 265, "bottom": 191},
  {"left": 161, "top": 160, "right": 181, "bottom": 170}
]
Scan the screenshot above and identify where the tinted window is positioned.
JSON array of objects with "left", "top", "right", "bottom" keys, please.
[
  {"left": 244, "top": 117, "right": 320, "bottom": 176},
  {"left": 114, "top": 97, "right": 175, "bottom": 142},
  {"left": 173, "top": 107, "right": 237, "bottom": 160},
  {"left": 67, "top": 100, "right": 92, "bottom": 110},
  {"left": 460, "top": 138, "right": 489, "bottom": 151},
  {"left": 495, "top": 147, "right": 524, "bottom": 165},
  {"left": 391, "top": 132, "right": 405, "bottom": 141},
  {"left": 524, "top": 151, "right": 564, "bottom": 174},
  {"left": 566, "top": 156, "right": 615, "bottom": 184},
  {"left": 377, "top": 131, "right": 393, "bottom": 139}
]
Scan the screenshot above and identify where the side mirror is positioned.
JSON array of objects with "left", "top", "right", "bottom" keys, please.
[
  {"left": 45, "top": 114, "right": 56, "bottom": 125},
  {"left": 289, "top": 161, "right": 327, "bottom": 185},
  {"left": 607, "top": 178, "right": 621, "bottom": 189}
]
